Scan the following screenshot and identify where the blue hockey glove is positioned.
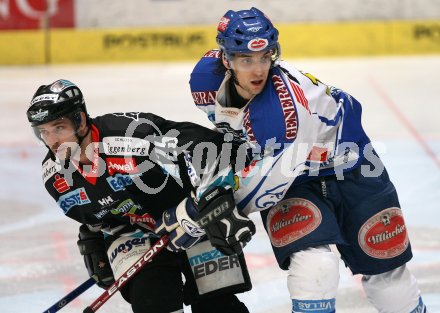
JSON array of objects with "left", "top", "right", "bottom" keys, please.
[{"left": 155, "top": 198, "right": 206, "bottom": 252}]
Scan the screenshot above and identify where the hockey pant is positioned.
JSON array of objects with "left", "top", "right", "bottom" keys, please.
[
  {"left": 262, "top": 157, "right": 426, "bottom": 312},
  {"left": 106, "top": 233, "right": 250, "bottom": 313}
]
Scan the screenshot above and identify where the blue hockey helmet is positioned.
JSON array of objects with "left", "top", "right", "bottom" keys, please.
[{"left": 216, "top": 7, "right": 280, "bottom": 58}]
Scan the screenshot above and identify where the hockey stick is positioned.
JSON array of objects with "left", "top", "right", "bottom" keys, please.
[
  {"left": 83, "top": 235, "right": 169, "bottom": 313},
  {"left": 43, "top": 276, "right": 97, "bottom": 313}
]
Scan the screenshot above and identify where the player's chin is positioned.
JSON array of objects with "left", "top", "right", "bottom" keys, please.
[{"left": 251, "top": 84, "right": 265, "bottom": 95}]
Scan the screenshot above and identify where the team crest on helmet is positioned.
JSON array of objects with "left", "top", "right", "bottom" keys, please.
[
  {"left": 247, "top": 38, "right": 268, "bottom": 51},
  {"left": 30, "top": 109, "right": 49, "bottom": 121},
  {"left": 218, "top": 17, "right": 230, "bottom": 32}
]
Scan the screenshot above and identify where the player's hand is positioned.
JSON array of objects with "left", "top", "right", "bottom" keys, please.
[
  {"left": 195, "top": 186, "right": 256, "bottom": 255},
  {"left": 77, "top": 225, "right": 115, "bottom": 289},
  {"left": 155, "top": 198, "right": 206, "bottom": 252}
]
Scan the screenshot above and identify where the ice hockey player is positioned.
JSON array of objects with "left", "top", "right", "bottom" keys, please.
[
  {"left": 26, "top": 79, "right": 255, "bottom": 313},
  {"left": 188, "top": 7, "right": 428, "bottom": 313}
]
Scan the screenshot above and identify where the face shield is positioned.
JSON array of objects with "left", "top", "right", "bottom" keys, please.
[
  {"left": 32, "top": 117, "right": 81, "bottom": 160},
  {"left": 228, "top": 49, "right": 277, "bottom": 72}
]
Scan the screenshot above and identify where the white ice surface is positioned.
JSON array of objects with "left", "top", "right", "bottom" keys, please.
[{"left": 0, "top": 56, "right": 439, "bottom": 313}]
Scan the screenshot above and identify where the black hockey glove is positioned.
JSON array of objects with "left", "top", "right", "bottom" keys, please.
[
  {"left": 195, "top": 186, "right": 256, "bottom": 255},
  {"left": 77, "top": 224, "right": 115, "bottom": 289}
]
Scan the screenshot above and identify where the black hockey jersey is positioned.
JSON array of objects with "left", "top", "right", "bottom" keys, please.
[{"left": 41, "top": 112, "right": 225, "bottom": 235}]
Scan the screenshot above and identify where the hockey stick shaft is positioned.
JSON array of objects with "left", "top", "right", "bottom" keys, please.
[
  {"left": 43, "top": 276, "right": 96, "bottom": 313},
  {"left": 83, "top": 235, "right": 169, "bottom": 313}
]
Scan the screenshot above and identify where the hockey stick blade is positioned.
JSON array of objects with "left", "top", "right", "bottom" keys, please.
[
  {"left": 83, "top": 235, "right": 169, "bottom": 313},
  {"left": 43, "top": 276, "right": 96, "bottom": 313}
]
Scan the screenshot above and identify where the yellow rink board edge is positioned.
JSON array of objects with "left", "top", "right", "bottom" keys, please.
[{"left": 1, "top": 20, "right": 439, "bottom": 65}]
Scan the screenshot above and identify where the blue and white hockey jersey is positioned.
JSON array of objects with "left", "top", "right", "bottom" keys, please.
[{"left": 190, "top": 50, "right": 371, "bottom": 214}]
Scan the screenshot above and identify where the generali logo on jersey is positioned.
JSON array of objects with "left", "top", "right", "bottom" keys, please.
[
  {"left": 358, "top": 207, "right": 409, "bottom": 259},
  {"left": 272, "top": 74, "right": 298, "bottom": 140},
  {"left": 266, "top": 198, "right": 322, "bottom": 247},
  {"left": 192, "top": 90, "right": 217, "bottom": 105},
  {"left": 106, "top": 158, "right": 139, "bottom": 176}
]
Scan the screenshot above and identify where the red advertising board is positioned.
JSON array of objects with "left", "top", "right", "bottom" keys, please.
[{"left": 0, "top": 0, "right": 74, "bottom": 30}]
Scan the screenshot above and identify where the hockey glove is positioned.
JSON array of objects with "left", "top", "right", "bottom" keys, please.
[
  {"left": 77, "top": 224, "right": 115, "bottom": 289},
  {"left": 155, "top": 198, "right": 206, "bottom": 252},
  {"left": 195, "top": 186, "right": 256, "bottom": 256}
]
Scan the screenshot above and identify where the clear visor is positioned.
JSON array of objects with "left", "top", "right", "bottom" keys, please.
[
  {"left": 32, "top": 118, "right": 80, "bottom": 159},
  {"left": 229, "top": 49, "right": 276, "bottom": 72}
]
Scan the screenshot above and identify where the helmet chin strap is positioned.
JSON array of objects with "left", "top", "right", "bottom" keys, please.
[
  {"left": 76, "top": 125, "right": 91, "bottom": 147},
  {"left": 229, "top": 69, "right": 243, "bottom": 90}
]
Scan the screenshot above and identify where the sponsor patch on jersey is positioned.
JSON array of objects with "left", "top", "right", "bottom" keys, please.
[
  {"left": 266, "top": 198, "right": 322, "bottom": 247},
  {"left": 243, "top": 107, "right": 256, "bottom": 143},
  {"left": 307, "top": 146, "right": 329, "bottom": 163},
  {"left": 183, "top": 151, "right": 200, "bottom": 187},
  {"left": 123, "top": 212, "right": 156, "bottom": 229},
  {"left": 106, "top": 173, "right": 135, "bottom": 191},
  {"left": 192, "top": 90, "right": 217, "bottom": 105},
  {"left": 98, "top": 195, "right": 115, "bottom": 207},
  {"left": 186, "top": 240, "right": 244, "bottom": 295},
  {"left": 102, "top": 136, "right": 150, "bottom": 156},
  {"left": 106, "top": 157, "right": 139, "bottom": 176},
  {"left": 111, "top": 198, "right": 140, "bottom": 215},
  {"left": 53, "top": 174, "right": 70, "bottom": 193},
  {"left": 57, "top": 187, "right": 91, "bottom": 214},
  {"left": 247, "top": 38, "right": 268, "bottom": 51},
  {"left": 358, "top": 207, "right": 409, "bottom": 259},
  {"left": 272, "top": 74, "right": 298, "bottom": 140},
  {"left": 203, "top": 49, "right": 221, "bottom": 58},
  {"left": 218, "top": 108, "right": 240, "bottom": 117},
  {"left": 107, "top": 235, "right": 151, "bottom": 279},
  {"left": 42, "top": 158, "right": 61, "bottom": 183}
]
